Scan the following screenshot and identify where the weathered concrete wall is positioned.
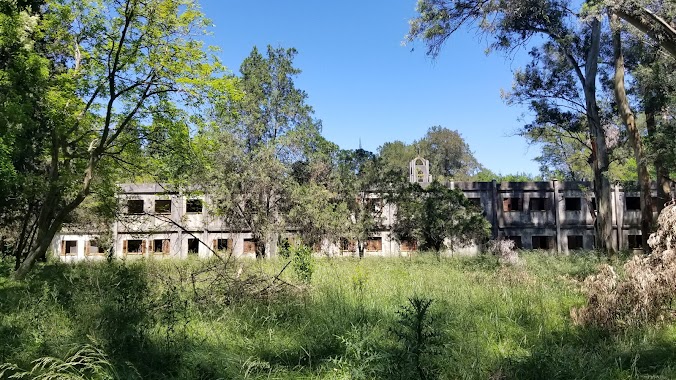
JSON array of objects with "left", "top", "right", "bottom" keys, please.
[{"left": 52, "top": 181, "right": 674, "bottom": 261}]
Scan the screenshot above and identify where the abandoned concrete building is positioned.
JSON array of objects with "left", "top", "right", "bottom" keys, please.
[{"left": 53, "top": 157, "right": 673, "bottom": 261}]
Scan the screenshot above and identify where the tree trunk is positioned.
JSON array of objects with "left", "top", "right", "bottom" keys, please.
[
  {"left": 13, "top": 149, "right": 97, "bottom": 279},
  {"left": 611, "top": 11, "right": 654, "bottom": 253},
  {"left": 583, "top": 19, "right": 615, "bottom": 255},
  {"left": 645, "top": 101, "right": 672, "bottom": 214}
]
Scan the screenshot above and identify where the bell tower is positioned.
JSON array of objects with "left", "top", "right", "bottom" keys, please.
[{"left": 409, "top": 157, "right": 432, "bottom": 185}]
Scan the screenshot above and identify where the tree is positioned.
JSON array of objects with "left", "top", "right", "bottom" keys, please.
[
  {"left": 621, "top": 25, "right": 676, "bottom": 213},
  {"left": 408, "top": 0, "right": 616, "bottom": 254},
  {"left": 335, "top": 148, "right": 389, "bottom": 258},
  {"left": 603, "top": 0, "right": 676, "bottom": 58},
  {"left": 389, "top": 181, "right": 490, "bottom": 252},
  {"left": 8, "top": 0, "right": 231, "bottom": 279},
  {"left": 378, "top": 140, "right": 417, "bottom": 178},
  {"left": 417, "top": 126, "right": 483, "bottom": 181},
  {"left": 376, "top": 126, "right": 483, "bottom": 182},
  {"left": 199, "top": 46, "right": 330, "bottom": 258},
  {"left": 609, "top": 10, "right": 654, "bottom": 251}
]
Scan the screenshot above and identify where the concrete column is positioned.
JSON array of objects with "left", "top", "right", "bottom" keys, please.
[
  {"left": 491, "top": 180, "right": 499, "bottom": 238},
  {"left": 553, "top": 179, "right": 562, "bottom": 254}
]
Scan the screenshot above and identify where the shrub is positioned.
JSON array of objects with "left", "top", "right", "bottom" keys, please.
[
  {"left": 389, "top": 297, "right": 442, "bottom": 380},
  {"left": 572, "top": 203, "right": 676, "bottom": 330},
  {"left": 486, "top": 238, "right": 520, "bottom": 266}
]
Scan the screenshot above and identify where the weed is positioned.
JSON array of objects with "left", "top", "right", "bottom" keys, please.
[{"left": 390, "top": 297, "right": 442, "bottom": 380}]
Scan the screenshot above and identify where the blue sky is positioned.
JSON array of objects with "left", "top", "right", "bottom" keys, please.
[{"left": 200, "top": 1, "right": 541, "bottom": 175}]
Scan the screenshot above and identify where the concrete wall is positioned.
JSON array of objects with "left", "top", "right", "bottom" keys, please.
[{"left": 52, "top": 181, "right": 673, "bottom": 261}]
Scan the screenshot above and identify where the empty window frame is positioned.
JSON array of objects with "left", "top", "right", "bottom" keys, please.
[
  {"left": 365, "top": 237, "right": 382, "bottom": 252},
  {"left": 628, "top": 234, "right": 642, "bottom": 249},
  {"left": 400, "top": 239, "right": 417, "bottom": 252},
  {"left": 589, "top": 198, "right": 597, "bottom": 211},
  {"left": 467, "top": 197, "right": 481, "bottom": 208},
  {"left": 127, "top": 199, "right": 144, "bottom": 214},
  {"left": 125, "top": 239, "right": 144, "bottom": 255},
  {"left": 86, "top": 239, "right": 105, "bottom": 256},
  {"left": 626, "top": 197, "right": 641, "bottom": 211},
  {"left": 155, "top": 200, "right": 171, "bottom": 214},
  {"left": 153, "top": 239, "right": 169, "bottom": 254},
  {"left": 504, "top": 236, "right": 523, "bottom": 249},
  {"left": 187, "top": 238, "right": 199, "bottom": 255},
  {"left": 62, "top": 240, "right": 78, "bottom": 256},
  {"left": 502, "top": 197, "right": 522, "bottom": 212},
  {"left": 340, "top": 238, "right": 356, "bottom": 252},
  {"left": 567, "top": 235, "right": 584, "bottom": 250},
  {"left": 243, "top": 239, "right": 257, "bottom": 254},
  {"left": 529, "top": 197, "right": 547, "bottom": 211},
  {"left": 366, "top": 198, "right": 383, "bottom": 213},
  {"left": 186, "top": 199, "right": 203, "bottom": 213},
  {"left": 532, "top": 235, "right": 554, "bottom": 250},
  {"left": 565, "top": 197, "right": 582, "bottom": 211},
  {"left": 214, "top": 238, "right": 230, "bottom": 251}
]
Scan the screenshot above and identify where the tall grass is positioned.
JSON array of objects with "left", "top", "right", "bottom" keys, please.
[{"left": 1, "top": 253, "right": 675, "bottom": 379}]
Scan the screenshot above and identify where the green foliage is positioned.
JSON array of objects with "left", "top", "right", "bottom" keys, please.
[
  {"left": 290, "top": 244, "right": 314, "bottom": 283},
  {"left": 376, "top": 126, "right": 484, "bottom": 181},
  {"left": 2, "top": 0, "right": 235, "bottom": 278},
  {"left": 390, "top": 297, "right": 442, "bottom": 380},
  {"left": 0, "top": 341, "right": 134, "bottom": 380},
  {"left": 195, "top": 45, "right": 336, "bottom": 258},
  {"left": 390, "top": 181, "right": 490, "bottom": 251}
]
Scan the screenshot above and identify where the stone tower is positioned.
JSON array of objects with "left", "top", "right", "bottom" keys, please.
[{"left": 409, "top": 157, "right": 432, "bottom": 185}]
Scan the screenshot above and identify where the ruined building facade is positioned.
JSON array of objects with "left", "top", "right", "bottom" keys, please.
[
  {"left": 53, "top": 157, "right": 673, "bottom": 260},
  {"left": 53, "top": 179, "right": 671, "bottom": 261}
]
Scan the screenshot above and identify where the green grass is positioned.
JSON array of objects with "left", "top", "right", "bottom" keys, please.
[{"left": 1, "top": 252, "right": 675, "bottom": 379}]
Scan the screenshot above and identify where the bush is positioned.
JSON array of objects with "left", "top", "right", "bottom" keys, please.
[
  {"left": 572, "top": 203, "right": 676, "bottom": 330},
  {"left": 389, "top": 297, "right": 442, "bottom": 380},
  {"left": 486, "top": 238, "right": 520, "bottom": 266}
]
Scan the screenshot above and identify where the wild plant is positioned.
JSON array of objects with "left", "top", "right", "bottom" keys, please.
[
  {"left": 0, "top": 341, "right": 138, "bottom": 380},
  {"left": 389, "top": 297, "right": 442, "bottom": 380},
  {"left": 572, "top": 203, "right": 676, "bottom": 329},
  {"left": 329, "top": 325, "right": 386, "bottom": 380},
  {"left": 486, "top": 238, "right": 520, "bottom": 266}
]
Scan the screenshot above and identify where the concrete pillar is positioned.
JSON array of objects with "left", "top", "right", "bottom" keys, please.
[
  {"left": 491, "top": 180, "right": 499, "bottom": 238},
  {"left": 553, "top": 179, "right": 562, "bottom": 254}
]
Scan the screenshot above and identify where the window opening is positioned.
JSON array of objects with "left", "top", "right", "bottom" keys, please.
[
  {"left": 628, "top": 234, "right": 642, "bottom": 249},
  {"left": 529, "top": 198, "right": 546, "bottom": 211},
  {"left": 155, "top": 200, "right": 171, "bottom": 214},
  {"left": 63, "top": 240, "right": 77, "bottom": 255},
  {"left": 503, "top": 197, "right": 522, "bottom": 212},
  {"left": 626, "top": 197, "right": 640, "bottom": 211},
  {"left": 567, "top": 235, "right": 584, "bottom": 250},
  {"left": 565, "top": 197, "right": 582, "bottom": 211},
  {"left": 365, "top": 237, "right": 382, "bottom": 251},
  {"left": 126, "top": 240, "right": 143, "bottom": 254},
  {"left": 505, "top": 236, "right": 522, "bottom": 249},
  {"left": 187, "top": 238, "right": 199, "bottom": 255},
  {"left": 243, "top": 239, "right": 256, "bottom": 254},
  {"left": 186, "top": 199, "right": 203, "bottom": 213},
  {"left": 127, "top": 200, "right": 144, "bottom": 214},
  {"left": 532, "top": 235, "right": 554, "bottom": 250}
]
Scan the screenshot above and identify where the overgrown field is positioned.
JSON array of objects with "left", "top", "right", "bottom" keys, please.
[{"left": 1, "top": 253, "right": 675, "bottom": 379}]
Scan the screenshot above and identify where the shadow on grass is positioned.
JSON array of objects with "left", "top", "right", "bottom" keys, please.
[{"left": 499, "top": 325, "right": 676, "bottom": 380}]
